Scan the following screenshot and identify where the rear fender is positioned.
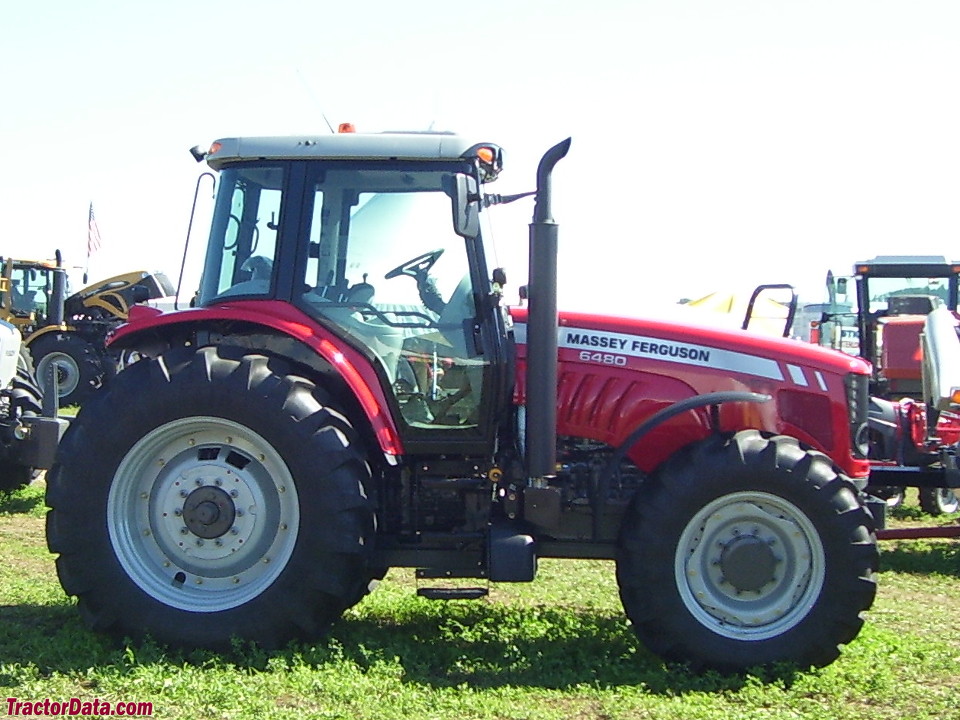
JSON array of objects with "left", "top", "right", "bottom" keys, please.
[{"left": 108, "top": 303, "right": 403, "bottom": 458}]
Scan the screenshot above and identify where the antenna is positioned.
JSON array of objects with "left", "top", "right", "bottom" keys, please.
[{"left": 295, "top": 68, "right": 335, "bottom": 134}]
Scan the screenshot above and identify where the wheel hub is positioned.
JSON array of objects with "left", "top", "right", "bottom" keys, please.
[
  {"left": 182, "top": 486, "right": 236, "bottom": 539},
  {"left": 719, "top": 535, "right": 777, "bottom": 592}
]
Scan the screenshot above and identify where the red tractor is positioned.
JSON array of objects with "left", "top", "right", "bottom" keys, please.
[{"left": 46, "top": 131, "right": 879, "bottom": 672}]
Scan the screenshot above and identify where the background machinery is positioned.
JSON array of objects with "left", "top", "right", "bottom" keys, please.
[
  {"left": 815, "top": 256, "right": 960, "bottom": 514},
  {"left": 0, "top": 320, "right": 66, "bottom": 491},
  {"left": 46, "top": 130, "right": 879, "bottom": 672},
  {"left": 0, "top": 254, "right": 174, "bottom": 405}
]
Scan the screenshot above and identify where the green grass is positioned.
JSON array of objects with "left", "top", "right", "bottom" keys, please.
[{"left": 2, "top": 482, "right": 960, "bottom": 719}]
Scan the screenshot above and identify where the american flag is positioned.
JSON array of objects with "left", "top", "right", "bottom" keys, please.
[{"left": 87, "top": 202, "right": 102, "bottom": 256}]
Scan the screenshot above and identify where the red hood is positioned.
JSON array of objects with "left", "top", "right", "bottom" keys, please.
[{"left": 509, "top": 306, "right": 871, "bottom": 377}]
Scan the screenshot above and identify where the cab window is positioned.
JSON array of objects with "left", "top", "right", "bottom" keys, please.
[{"left": 199, "top": 166, "right": 283, "bottom": 303}]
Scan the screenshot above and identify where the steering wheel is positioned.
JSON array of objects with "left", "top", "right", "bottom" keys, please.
[{"left": 384, "top": 249, "right": 445, "bottom": 280}]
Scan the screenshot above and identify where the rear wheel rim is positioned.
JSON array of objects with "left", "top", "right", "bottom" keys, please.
[
  {"left": 107, "top": 416, "right": 300, "bottom": 612},
  {"left": 675, "top": 491, "right": 825, "bottom": 641}
]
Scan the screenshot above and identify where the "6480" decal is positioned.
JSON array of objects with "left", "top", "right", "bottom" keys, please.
[{"left": 579, "top": 351, "right": 627, "bottom": 366}]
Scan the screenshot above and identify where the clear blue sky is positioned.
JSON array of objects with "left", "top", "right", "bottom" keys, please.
[{"left": 3, "top": 0, "right": 959, "bottom": 312}]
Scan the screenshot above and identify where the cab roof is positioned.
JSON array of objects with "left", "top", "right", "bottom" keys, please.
[
  {"left": 855, "top": 255, "right": 960, "bottom": 278},
  {"left": 204, "top": 132, "right": 498, "bottom": 170}
]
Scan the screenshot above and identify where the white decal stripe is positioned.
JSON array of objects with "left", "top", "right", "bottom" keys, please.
[
  {"left": 787, "top": 364, "right": 808, "bottom": 387},
  {"left": 814, "top": 371, "right": 828, "bottom": 392},
  {"left": 513, "top": 323, "right": 785, "bottom": 382}
]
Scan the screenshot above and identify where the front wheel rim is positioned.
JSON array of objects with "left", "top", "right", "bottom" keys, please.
[
  {"left": 36, "top": 351, "right": 80, "bottom": 397},
  {"left": 107, "top": 416, "right": 300, "bottom": 612},
  {"left": 675, "top": 491, "right": 825, "bottom": 641},
  {"left": 938, "top": 489, "right": 960, "bottom": 513}
]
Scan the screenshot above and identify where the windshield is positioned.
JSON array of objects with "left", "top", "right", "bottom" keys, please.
[
  {"left": 863, "top": 276, "right": 952, "bottom": 315},
  {"left": 198, "top": 163, "right": 478, "bottom": 310},
  {"left": 297, "top": 163, "right": 489, "bottom": 432},
  {"left": 11, "top": 265, "right": 56, "bottom": 319},
  {"left": 303, "top": 172, "right": 468, "bottom": 308},
  {"left": 818, "top": 271, "right": 958, "bottom": 357}
]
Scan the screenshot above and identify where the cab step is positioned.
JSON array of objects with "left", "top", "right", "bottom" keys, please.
[{"left": 417, "top": 587, "right": 489, "bottom": 600}]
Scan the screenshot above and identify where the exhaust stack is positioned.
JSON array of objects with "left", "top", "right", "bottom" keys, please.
[{"left": 524, "top": 138, "right": 571, "bottom": 483}]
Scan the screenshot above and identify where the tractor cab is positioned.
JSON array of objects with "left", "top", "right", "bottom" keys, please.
[
  {"left": 196, "top": 133, "right": 513, "bottom": 455},
  {"left": 0, "top": 258, "right": 67, "bottom": 331},
  {"left": 820, "top": 255, "right": 960, "bottom": 398}
]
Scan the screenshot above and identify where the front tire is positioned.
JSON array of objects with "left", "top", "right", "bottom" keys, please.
[
  {"left": 617, "top": 431, "right": 878, "bottom": 671},
  {"left": 30, "top": 332, "right": 104, "bottom": 406},
  {"left": 0, "top": 347, "right": 44, "bottom": 491},
  {"left": 871, "top": 486, "right": 905, "bottom": 509},
  {"left": 918, "top": 487, "right": 960, "bottom": 515},
  {"left": 46, "top": 346, "right": 377, "bottom": 648}
]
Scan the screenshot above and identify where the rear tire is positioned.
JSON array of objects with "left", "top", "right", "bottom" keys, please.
[
  {"left": 30, "top": 333, "right": 104, "bottom": 406},
  {"left": 46, "top": 346, "right": 378, "bottom": 648},
  {"left": 918, "top": 487, "right": 960, "bottom": 515},
  {"left": 617, "top": 430, "right": 878, "bottom": 671}
]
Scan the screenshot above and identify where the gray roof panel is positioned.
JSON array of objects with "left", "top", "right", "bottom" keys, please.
[{"left": 205, "top": 132, "right": 495, "bottom": 169}]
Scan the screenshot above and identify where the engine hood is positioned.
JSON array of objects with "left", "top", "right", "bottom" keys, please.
[{"left": 509, "top": 306, "right": 871, "bottom": 377}]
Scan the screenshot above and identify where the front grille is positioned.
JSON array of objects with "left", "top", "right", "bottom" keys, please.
[{"left": 845, "top": 372, "right": 870, "bottom": 459}]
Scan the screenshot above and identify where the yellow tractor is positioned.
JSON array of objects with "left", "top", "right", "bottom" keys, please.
[{"left": 0, "top": 254, "right": 174, "bottom": 405}]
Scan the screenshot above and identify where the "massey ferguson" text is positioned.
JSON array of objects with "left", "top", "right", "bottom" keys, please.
[{"left": 564, "top": 332, "right": 711, "bottom": 362}]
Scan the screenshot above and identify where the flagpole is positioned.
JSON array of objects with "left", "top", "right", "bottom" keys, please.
[
  {"left": 84, "top": 202, "right": 91, "bottom": 284},
  {"left": 86, "top": 202, "right": 102, "bottom": 285}
]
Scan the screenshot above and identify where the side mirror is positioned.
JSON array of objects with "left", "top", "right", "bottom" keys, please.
[
  {"left": 449, "top": 174, "right": 480, "bottom": 238},
  {"left": 837, "top": 277, "right": 848, "bottom": 296}
]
